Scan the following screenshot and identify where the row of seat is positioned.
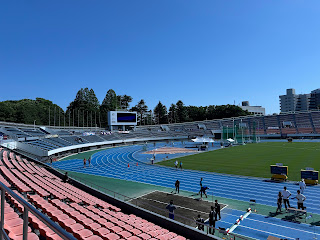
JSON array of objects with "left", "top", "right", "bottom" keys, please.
[{"left": 0, "top": 150, "right": 188, "bottom": 240}]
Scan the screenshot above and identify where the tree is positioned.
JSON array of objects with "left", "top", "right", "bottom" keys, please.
[
  {"left": 100, "top": 89, "right": 117, "bottom": 127},
  {"left": 154, "top": 101, "right": 168, "bottom": 124},
  {"left": 0, "top": 98, "right": 64, "bottom": 125},
  {"left": 117, "top": 95, "right": 133, "bottom": 110},
  {"left": 187, "top": 106, "right": 207, "bottom": 122},
  {"left": 131, "top": 99, "right": 148, "bottom": 125},
  {"left": 168, "top": 104, "right": 178, "bottom": 123},
  {"left": 66, "top": 88, "right": 100, "bottom": 127},
  {"left": 176, "top": 100, "right": 188, "bottom": 123}
]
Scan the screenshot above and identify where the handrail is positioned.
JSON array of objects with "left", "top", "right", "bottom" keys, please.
[{"left": 0, "top": 182, "right": 76, "bottom": 240}]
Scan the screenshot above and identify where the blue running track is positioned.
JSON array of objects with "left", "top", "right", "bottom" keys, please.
[{"left": 53, "top": 143, "right": 320, "bottom": 240}]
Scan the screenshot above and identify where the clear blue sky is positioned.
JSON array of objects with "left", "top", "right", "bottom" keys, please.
[{"left": 1, "top": 1, "right": 319, "bottom": 114}]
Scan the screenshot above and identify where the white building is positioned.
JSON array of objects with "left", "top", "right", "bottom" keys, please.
[
  {"left": 240, "top": 101, "right": 265, "bottom": 116},
  {"left": 279, "top": 88, "right": 310, "bottom": 113}
]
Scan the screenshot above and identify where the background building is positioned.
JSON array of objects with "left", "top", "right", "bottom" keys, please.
[
  {"left": 309, "top": 89, "right": 320, "bottom": 110},
  {"left": 279, "top": 88, "right": 320, "bottom": 113},
  {"left": 240, "top": 101, "right": 265, "bottom": 116}
]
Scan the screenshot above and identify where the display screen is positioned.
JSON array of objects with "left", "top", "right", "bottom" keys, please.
[
  {"left": 270, "top": 165, "right": 288, "bottom": 175},
  {"left": 301, "top": 170, "right": 319, "bottom": 180},
  {"left": 117, "top": 113, "right": 136, "bottom": 123}
]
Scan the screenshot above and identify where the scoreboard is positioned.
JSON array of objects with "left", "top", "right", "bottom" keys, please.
[
  {"left": 270, "top": 165, "right": 288, "bottom": 175},
  {"left": 108, "top": 111, "right": 137, "bottom": 126},
  {"left": 301, "top": 170, "right": 319, "bottom": 180}
]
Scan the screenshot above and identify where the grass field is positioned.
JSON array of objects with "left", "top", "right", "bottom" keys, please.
[{"left": 158, "top": 142, "right": 320, "bottom": 181}]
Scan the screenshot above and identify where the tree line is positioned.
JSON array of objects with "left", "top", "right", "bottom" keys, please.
[{"left": 0, "top": 88, "right": 250, "bottom": 127}]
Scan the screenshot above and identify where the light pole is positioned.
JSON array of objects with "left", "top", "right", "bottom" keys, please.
[
  {"left": 227, "top": 125, "right": 228, "bottom": 140},
  {"left": 241, "top": 119, "right": 244, "bottom": 144},
  {"left": 233, "top": 119, "right": 235, "bottom": 140}
]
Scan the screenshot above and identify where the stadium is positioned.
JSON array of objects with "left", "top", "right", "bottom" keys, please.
[
  {"left": 0, "top": 109, "right": 320, "bottom": 240},
  {"left": 2, "top": 1, "right": 320, "bottom": 240}
]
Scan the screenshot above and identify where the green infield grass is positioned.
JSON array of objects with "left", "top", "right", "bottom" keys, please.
[{"left": 157, "top": 142, "right": 320, "bottom": 181}]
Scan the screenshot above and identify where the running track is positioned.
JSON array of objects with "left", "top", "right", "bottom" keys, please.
[{"left": 53, "top": 143, "right": 320, "bottom": 240}]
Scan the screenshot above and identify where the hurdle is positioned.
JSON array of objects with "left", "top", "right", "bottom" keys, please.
[{"left": 226, "top": 208, "right": 252, "bottom": 234}]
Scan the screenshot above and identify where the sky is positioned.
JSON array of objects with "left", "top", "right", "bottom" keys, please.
[{"left": 1, "top": 0, "right": 320, "bottom": 114}]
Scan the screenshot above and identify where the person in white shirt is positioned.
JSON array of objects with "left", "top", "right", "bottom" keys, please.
[
  {"left": 281, "top": 186, "right": 291, "bottom": 210},
  {"left": 299, "top": 179, "right": 306, "bottom": 194},
  {"left": 174, "top": 160, "right": 178, "bottom": 170},
  {"left": 294, "top": 190, "right": 306, "bottom": 210}
]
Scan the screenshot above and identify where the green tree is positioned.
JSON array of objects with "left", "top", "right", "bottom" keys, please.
[
  {"left": 131, "top": 99, "right": 148, "bottom": 125},
  {"left": 187, "top": 106, "right": 207, "bottom": 121},
  {"left": 176, "top": 100, "right": 188, "bottom": 123},
  {"left": 154, "top": 101, "right": 168, "bottom": 124},
  {"left": 0, "top": 98, "right": 64, "bottom": 125},
  {"left": 100, "top": 89, "right": 117, "bottom": 127},
  {"left": 66, "top": 88, "right": 100, "bottom": 127},
  {"left": 117, "top": 95, "right": 133, "bottom": 110},
  {"left": 168, "top": 104, "right": 178, "bottom": 123}
]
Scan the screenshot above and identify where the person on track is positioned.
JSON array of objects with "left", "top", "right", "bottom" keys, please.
[
  {"left": 179, "top": 161, "right": 183, "bottom": 170},
  {"left": 215, "top": 200, "right": 221, "bottom": 220},
  {"left": 174, "top": 160, "right": 178, "bottom": 170},
  {"left": 83, "top": 158, "right": 86, "bottom": 168},
  {"left": 166, "top": 200, "right": 177, "bottom": 220},
  {"left": 209, "top": 206, "right": 216, "bottom": 234},
  {"left": 276, "top": 191, "right": 283, "bottom": 213},
  {"left": 294, "top": 190, "right": 306, "bottom": 210},
  {"left": 299, "top": 179, "right": 306, "bottom": 194},
  {"left": 200, "top": 186, "right": 209, "bottom": 200},
  {"left": 88, "top": 157, "right": 91, "bottom": 166},
  {"left": 281, "top": 186, "right": 291, "bottom": 210},
  {"left": 198, "top": 178, "right": 203, "bottom": 195},
  {"left": 196, "top": 214, "right": 204, "bottom": 231},
  {"left": 175, "top": 180, "right": 180, "bottom": 194}
]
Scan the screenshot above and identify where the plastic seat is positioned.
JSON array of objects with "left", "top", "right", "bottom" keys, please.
[
  {"left": 9, "top": 232, "right": 39, "bottom": 240},
  {"left": 65, "top": 223, "right": 85, "bottom": 233},
  {"left": 171, "top": 237, "right": 186, "bottom": 240},
  {"left": 118, "top": 230, "right": 132, "bottom": 238},
  {"left": 138, "top": 233, "right": 152, "bottom": 240},
  {"left": 127, "top": 236, "right": 143, "bottom": 240},
  {"left": 130, "top": 228, "right": 142, "bottom": 236},
  {"left": 73, "top": 229, "right": 94, "bottom": 240},
  {"left": 59, "top": 217, "right": 77, "bottom": 229},
  {"left": 85, "top": 236, "right": 103, "bottom": 240},
  {"left": 103, "top": 233, "right": 120, "bottom": 240},
  {"left": 4, "top": 218, "right": 23, "bottom": 229},
  {"left": 110, "top": 226, "right": 123, "bottom": 233},
  {"left": 87, "top": 222, "right": 101, "bottom": 231}
]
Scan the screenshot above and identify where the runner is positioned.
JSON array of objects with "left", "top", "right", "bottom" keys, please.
[
  {"left": 294, "top": 190, "right": 306, "bottom": 210},
  {"left": 299, "top": 179, "right": 306, "bottom": 194},
  {"left": 174, "top": 160, "right": 178, "bottom": 170},
  {"left": 175, "top": 180, "right": 180, "bottom": 194},
  {"left": 196, "top": 214, "right": 204, "bottom": 231},
  {"left": 209, "top": 206, "right": 216, "bottom": 234},
  {"left": 198, "top": 178, "right": 203, "bottom": 195},
  {"left": 166, "top": 200, "right": 177, "bottom": 220},
  {"left": 179, "top": 161, "right": 183, "bottom": 170},
  {"left": 281, "top": 186, "right": 291, "bottom": 210}
]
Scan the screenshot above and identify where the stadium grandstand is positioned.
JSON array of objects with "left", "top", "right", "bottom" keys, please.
[{"left": 1, "top": 110, "right": 320, "bottom": 239}]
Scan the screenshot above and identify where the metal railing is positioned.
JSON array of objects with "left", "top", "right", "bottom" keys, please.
[{"left": 0, "top": 182, "right": 76, "bottom": 240}]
